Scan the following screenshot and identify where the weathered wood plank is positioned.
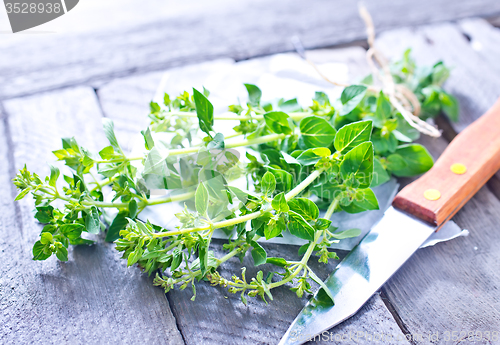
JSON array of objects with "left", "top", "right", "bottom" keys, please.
[
  {"left": 97, "top": 48, "right": 409, "bottom": 345},
  {"left": 2, "top": 0, "right": 500, "bottom": 99},
  {"left": 167, "top": 241, "right": 410, "bottom": 345},
  {"left": 375, "top": 22, "right": 500, "bottom": 343},
  {"left": 0, "top": 87, "right": 184, "bottom": 344}
]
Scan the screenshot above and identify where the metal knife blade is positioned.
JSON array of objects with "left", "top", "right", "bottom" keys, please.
[{"left": 278, "top": 206, "right": 436, "bottom": 345}]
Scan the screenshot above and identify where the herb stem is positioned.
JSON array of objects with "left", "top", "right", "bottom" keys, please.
[
  {"left": 154, "top": 169, "right": 324, "bottom": 238},
  {"left": 165, "top": 111, "right": 312, "bottom": 121}
]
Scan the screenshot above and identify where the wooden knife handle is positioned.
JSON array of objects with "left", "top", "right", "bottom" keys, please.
[{"left": 393, "top": 98, "right": 500, "bottom": 227}]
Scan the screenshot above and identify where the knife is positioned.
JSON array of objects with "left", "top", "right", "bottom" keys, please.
[{"left": 279, "top": 97, "right": 500, "bottom": 345}]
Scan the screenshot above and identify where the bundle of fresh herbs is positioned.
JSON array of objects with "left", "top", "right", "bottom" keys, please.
[{"left": 13, "top": 50, "right": 457, "bottom": 304}]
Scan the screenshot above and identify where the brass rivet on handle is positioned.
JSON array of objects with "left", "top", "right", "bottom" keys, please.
[
  {"left": 424, "top": 189, "right": 441, "bottom": 201},
  {"left": 451, "top": 163, "right": 467, "bottom": 175}
]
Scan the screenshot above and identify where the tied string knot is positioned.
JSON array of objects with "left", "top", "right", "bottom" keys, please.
[{"left": 292, "top": 4, "right": 441, "bottom": 138}]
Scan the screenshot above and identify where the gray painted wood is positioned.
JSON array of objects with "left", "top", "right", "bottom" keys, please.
[
  {"left": 374, "top": 22, "right": 500, "bottom": 344},
  {"left": 2, "top": 0, "right": 500, "bottom": 100},
  {"left": 0, "top": 87, "right": 184, "bottom": 344},
  {"left": 97, "top": 49, "right": 409, "bottom": 344},
  {"left": 167, "top": 241, "right": 409, "bottom": 345}
]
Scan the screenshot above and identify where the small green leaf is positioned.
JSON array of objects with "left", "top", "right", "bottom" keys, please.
[
  {"left": 244, "top": 83, "right": 262, "bottom": 106},
  {"left": 171, "top": 248, "right": 183, "bottom": 271},
  {"left": 15, "top": 188, "right": 30, "bottom": 201},
  {"left": 388, "top": 144, "right": 433, "bottom": 177},
  {"left": 261, "top": 171, "right": 276, "bottom": 196},
  {"left": 340, "top": 142, "right": 374, "bottom": 188},
  {"left": 266, "top": 166, "right": 293, "bottom": 192},
  {"left": 34, "top": 205, "right": 54, "bottom": 223},
  {"left": 299, "top": 116, "right": 337, "bottom": 148},
  {"left": 193, "top": 88, "right": 214, "bottom": 135},
  {"left": 330, "top": 228, "right": 362, "bottom": 239},
  {"left": 198, "top": 240, "right": 209, "bottom": 275},
  {"left": 142, "top": 127, "right": 155, "bottom": 150},
  {"left": 370, "top": 158, "right": 390, "bottom": 187},
  {"left": 195, "top": 182, "right": 209, "bottom": 216},
  {"left": 288, "top": 210, "right": 315, "bottom": 241},
  {"left": 315, "top": 218, "right": 332, "bottom": 230},
  {"left": 32, "top": 241, "right": 51, "bottom": 261},
  {"left": 105, "top": 212, "right": 128, "bottom": 242},
  {"left": 85, "top": 206, "right": 101, "bottom": 234},
  {"left": 271, "top": 192, "right": 289, "bottom": 213},
  {"left": 340, "top": 85, "right": 367, "bottom": 115},
  {"left": 127, "top": 246, "right": 144, "bottom": 266},
  {"left": 102, "top": 118, "right": 121, "bottom": 151},
  {"left": 98, "top": 146, "right": 115, "bottom": 160},
  {"left": 288, "top": 198, "right": 319, "bottom": 221},
  {"left": 251, "top": 241, "right": 267, "bottom": 266},
  {"left": 296, "top": 149, "right": 322, "bottom": 166},
  {"left": 48, "top": 164, "right": 60, "bottom": 187},
  {"left": 264, "top": 217, "right": 286, "bottom": 240},
  {"left": 307, "top": 269, "right": 335, "bottom": 304},
  {"left": 40, "top": 232, "right": 53, "bottom": 245},
  {"left": 264, "top": 111, "right": 292, "bottom": 134},
  {"left": 374, "top": 91, "right": 392, "bottom": 127},
  {"left": 312, "top": 147, "right": 331, "bottom": 157},
  {"left": 150, "top": 101, "right": 161, "bottom": 113},
  {"left": 60, "top": 224, "right": 84, "bottom": 240},
  {"left": 385, "top": 154, "right": 407, "bottom": 171},
  {"left": 56, "top": 246, "right": 68, "bottom": 262},
  {"left": 341, "top": 188, "right": 379, "bottom": 214},
  {"left": 266, "top": 257, "right": 288, "bottom": 267},
  {"left": 334, "top": 120, "right": 372, "bottom": 153},
  {"left": 440, "top": 91, "right": 459, "bottom": 122},
  {"left": 129, "top": 199, "right": 138, "bottom": 219}
]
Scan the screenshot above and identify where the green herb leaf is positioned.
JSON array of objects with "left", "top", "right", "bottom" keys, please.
[
  {"left": 195, "top": 182, "right": 209, "bottom": 216},
  {"left": 55, "top": 246, "right": 68, "bottom": 262},
  {"left": 374, "top": 91, "right": 392, "bottom": 127},
  {"left": 440, "top": 91, "right": 459, "bottom": 122},
  {"left": 32, "top": 241, "right": 51, "bottom": 260},
  {"left": 370, "top": 158, "right": 390, "bottom": 187},
  {"left": 266, "top": 257, "right": 288, "bottom": 267},
  {"left": 266, "top": 166, "right": 293, "bottom": 192},
  {"left": 264, "top": 111, "right": 292, "bottom": 134},
  {"left": 340, "top": 141, "right": 374, "bottom": 188},
  {"left": 251, "top": 241, "right": 267, "bottom": 266},
  {"left": 48, "top": 164, "right": 60, "bottom": 187},
  {"left": 288, "top": 210, "right": 315, "bottom": 241},
  {"left": 288, "top": 198, "right": 319, "bottom": 221},
  {"left": 244, "top": 83, "right": 262, "bottom": 106},
  {"left": 193, "top": 88, "right": 214, "bottom": 135},
  {"left": 85, "top": 206, "right": 101, "bottom": 234},
  {"left": 340, "top": 85, "right": 367, "bottom": 115},
  {"left": 105, "top": 211, "right": 128, "bottom": 242},
  {"left": 334, "top": 120, "right": 372, "bottom": 153},
  {"left": 102, "top": 118, "right": 121, "bottom": 151},
  {"left": 330, "top": 228, "right": 362, "bottom": 239},
  {"left": 299, "top": 116, "right": 337, "bottom": 148},
  {"left": 307, "top": 268, "right": 335, "bottom": 304},
  {"left": 271, "top": 192, "right": 289, "bottom": 213},
  {"left": 60, "top": 224, "right": 84, "bottom": 240},
  {"left": 341, "top": 188, "right": 379, "bottom": 213},
  {"left": 388, "top": 144, "right": 433, "bottom": 177}
]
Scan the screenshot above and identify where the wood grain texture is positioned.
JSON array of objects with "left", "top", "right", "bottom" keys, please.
[
  {"left": 97, "top": 50, "right": 409, "bottom": 345},
  {"left": 2, "top": 0, "right": 500, "bottom": 99},
  {"left": 376, "top": 21, "right": 500, "bottom": 344},
  {"left": 168, "top": 241, "right": 410, "bottom": 345},
  {"left": 0, "top": 88, "right": 184, "bottom": 344},
  {"left": 393, "top": 98, "right": 500, "bottom": 226}
]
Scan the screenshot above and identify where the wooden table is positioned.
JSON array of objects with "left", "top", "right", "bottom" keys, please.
[{"left": 1, "top": 1, "right": 500, "bottom": 344}]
